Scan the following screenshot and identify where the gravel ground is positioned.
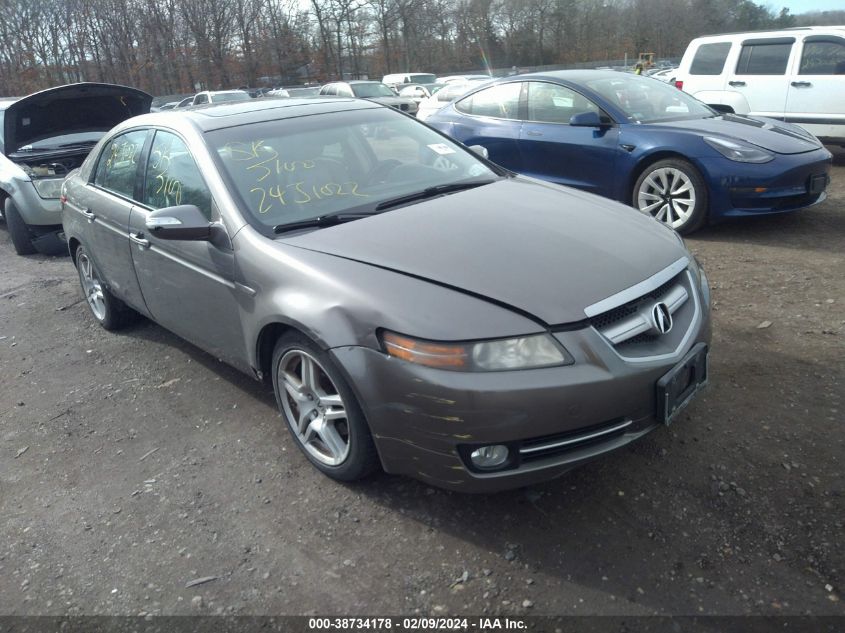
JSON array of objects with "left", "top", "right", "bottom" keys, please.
[{"left": 1, "top": 152, "right": 843, "bottom": 618}]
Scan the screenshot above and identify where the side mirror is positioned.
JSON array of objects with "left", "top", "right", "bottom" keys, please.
[
  {"left": 468, "top": 144, "right": 489, "bottom": 159},
  {"left": 146, "top": 205, "right": 211, "bottom": 241},
  {"left": 569, "top": 111, "right": 604, "bottom": 127}
]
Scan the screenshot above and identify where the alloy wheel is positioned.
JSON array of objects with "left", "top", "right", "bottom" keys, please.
[
  {"left": 77, "top": 252, "right": 106, "bottom": 321},
  {"left": 636, "top": 167, "right": 697, "bottom": 229},
  {"left": 278, "top": 350, "right": 350, "bottom": 466}
]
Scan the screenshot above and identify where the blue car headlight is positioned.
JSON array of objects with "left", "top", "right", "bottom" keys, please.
[{"left": 704, "top": 136, "right": 774, "bottom": 164}]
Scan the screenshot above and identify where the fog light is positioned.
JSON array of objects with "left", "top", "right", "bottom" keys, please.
[{"left": 470, "top": 445, "right": 509, "bottom": 469}]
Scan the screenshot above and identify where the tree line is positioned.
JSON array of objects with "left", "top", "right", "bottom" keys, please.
[{"left": 0, "top": 0, "right": 842, "bottom": 97}]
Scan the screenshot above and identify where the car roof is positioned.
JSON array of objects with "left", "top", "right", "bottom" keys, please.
[
  {"left": 121, "top": 97, "right": 381, "bottom": 133},
  {"left": 689, "top": 25, "right": 845, "bottom": 41},
  {"left": 491, "top": 69, "right": 629, "bottom": 84}
]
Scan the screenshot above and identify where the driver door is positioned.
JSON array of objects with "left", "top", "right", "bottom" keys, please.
[
  {"left": 127, "top": 129, "right": 248, "bottom": 369},
  {"left": 518, "top": 81, "right": 619, "bottom": 194}
]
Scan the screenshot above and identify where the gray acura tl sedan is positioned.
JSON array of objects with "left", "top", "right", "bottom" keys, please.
[{"left": 61, "top": 98, "right": 711, "bottom": 492}]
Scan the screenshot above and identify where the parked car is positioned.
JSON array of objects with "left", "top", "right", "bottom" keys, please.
[
  {"left": 285, "top": 86, "right": 321, "bottom": 98},
  {"left": 62, "top": 97, "right": 711, "bottom": 492},
  {"left": 437, "top": 74, "right": 492, "bottom": 84},
  {"left": 319, "top": 81, "right": 418, "bottom": 115},
  {"left": 415, "top": 79, "right": 490, "bottom": 121},
  {"left": 425, "top": 70, "right": 832, "bottom": 234},
  {"left": 176, "top": 96, "right": 195, "bottom": 108},
  {"left": 397, "top": 83, "right": 446, "bottom": 104},
  {"left": 382, "top": 73, "right": 437, "bottom": 90},
  {"left": 651, "top": 67, "right": 678, "bottom": 82},
  {"left": 0, "top": 83, "right": 151, "bottom": 255},
  {"left": 674, "top": 26, "right": 845, "bottom": 145},
  {"left": 191, "top": 90, "right": 251, "bottom": 106},
  {"left": 159, "top": 101, "right": 180, "bottom": 110}
]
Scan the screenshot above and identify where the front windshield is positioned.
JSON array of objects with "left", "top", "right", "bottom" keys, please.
[
  {"left": 207, "top": 107, "right": 497, "bottom": 232},
  {"left": 586, "top": 75, "right": 714, "bottom": 123},
  {"left": 21, "top": 131, "right": 104, "bottom": 151},
  {"left": 213, "top": 92, "right": 251, "bottom": 103},
  {"left": 352, "top": 83, "right": 395, "bottom": 98}
]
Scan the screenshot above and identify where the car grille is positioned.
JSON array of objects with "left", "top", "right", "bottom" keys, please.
[{"left": 587, "top": 263, "right": 699, "bottom": 360}]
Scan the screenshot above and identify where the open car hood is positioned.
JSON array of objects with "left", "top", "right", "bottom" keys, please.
[{"left": 4, "top": 83, "right": 152, "bottom": 155}]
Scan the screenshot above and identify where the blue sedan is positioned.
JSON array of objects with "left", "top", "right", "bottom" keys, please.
[{"left": 425, "top": 70, "right": 833, "bottom": 234}]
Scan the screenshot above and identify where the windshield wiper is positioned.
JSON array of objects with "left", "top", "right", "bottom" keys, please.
[
  {"left": 375, "top": 180, "right": 496, "bottom": 211},
  {"left": 273, "top": 212, "right": 377, "bottom": 234}
]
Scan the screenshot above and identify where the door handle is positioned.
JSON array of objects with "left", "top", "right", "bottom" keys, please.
[
  {"left": 790, "top": 81, "right": 812, "bottom": 88},
  {"left": 129, "top": 232, "right": 150, "bottom": 249},
  {"left": 728, "top": 80, "right": 746, "bottom": 87},
  {"left": 80, "top": 208, "right": 96, "bottom": 222},
  {"left": 525, "top": 130, "right": 543, "bottom": 137}
]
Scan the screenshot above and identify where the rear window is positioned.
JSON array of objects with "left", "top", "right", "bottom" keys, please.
[
  {"left": 799, "top": 39, "right": 845, "bottom": 75},
  {"left": 690, "top": 42, "right": 732, "bottom": 75},
  {"left": 736, "top": 43, "right": 792, "bottom": 75}
]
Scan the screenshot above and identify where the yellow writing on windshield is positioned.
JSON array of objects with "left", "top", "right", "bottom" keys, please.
[{"left": 250, "top": 181, "right": 368, "bottom": 214}]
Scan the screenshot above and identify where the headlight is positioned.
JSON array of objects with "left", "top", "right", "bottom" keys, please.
[
  {"left": 703, "top": 136, "right": 774, "bottom": 164},
  {"left": 691, "top": 256, "right": 711, "bottom": 308},
  {"left": 381, "top": 331, "right": 573, "bottom": 371},
  {"left": 32, "top": 177, "right": 64, "bottom": 199}
]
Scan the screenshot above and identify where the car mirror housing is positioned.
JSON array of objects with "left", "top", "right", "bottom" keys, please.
[
  {"left": 145, "top": 205, "right": 212, "bottom": 241},
  {"left": 468, "top": 144, "right": 489, "bottom": 159},
  {"left": 569, "top": 111, "right": 603, "bottom": 127}
]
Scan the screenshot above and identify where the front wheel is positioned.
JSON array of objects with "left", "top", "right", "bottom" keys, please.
[
  {"left": 4, "top": 200, "right": 36, "bottom": 255},
  {"left": 633, "top": 159, "right": 708, "bottom": 235},
  {"left": 271, "top": 332, "right": 380, "bottom": 482}
]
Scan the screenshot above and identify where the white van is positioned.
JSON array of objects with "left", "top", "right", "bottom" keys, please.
[
  {"left": 382, "top": 73, "right": 437, "bottom": 89},
  {"left": 674, "top": 27, "right": 845, "bottom": 144}
]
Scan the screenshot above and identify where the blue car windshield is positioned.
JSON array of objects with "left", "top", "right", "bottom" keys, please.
[{"left": 586, "top": 75, "right": 714, "bottom": 123}]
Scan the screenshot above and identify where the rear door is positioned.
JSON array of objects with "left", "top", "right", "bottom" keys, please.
[
  {"left": 726, "top": 37, "right": 796, "bottom": 118},
  {"left": 785, "top": 34, "right": 845, "bottom": 139},
  {"left": 74, "top": 128, "right": 150, "bottom": 313},
  {"left": 518, "top": 81, "right": 619, "bottom": 194},
  {"left": 127, "top": 129, "right": 247, "bottom": 368},
  {"left": 450, "top": 82, "right": 524, "bottom": 171}
]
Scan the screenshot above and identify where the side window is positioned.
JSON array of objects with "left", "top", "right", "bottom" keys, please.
[
  {"left": 194, "top": 94, "right": 208, "bottom": 104},
  {"left": 526, "top": 82, "right": 599, "bottom": 124},
  {"left": 93, "top": 129, "right": 148, "bottom": 199},
  {"left": 338, "top": 85, "right": 354, "bottom": 97},
  {"left": 799, "top": 39, "right": 845, "bottom": 75},
  {"left": 322, "top": 85, "right": 336, "bottom": 96},
  {"left": 143, "top": 131, "right": 213, "bottom": 219},
  {"left": 736, "top": 43, "right": 792, "bottom": 75},
  {"left": 690, "top": 42, "right": 732, "bottom": 75},
  {"left": 455, "top": 83, "right": 522, "bottom": 119}
]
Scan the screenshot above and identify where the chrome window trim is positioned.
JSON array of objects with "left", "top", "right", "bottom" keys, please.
[
  {"left": 519, "top": 419, "right": 633, "bottom": 455},
  {"left": 584, "top": 256, "right": 689, "bottom": 317}
]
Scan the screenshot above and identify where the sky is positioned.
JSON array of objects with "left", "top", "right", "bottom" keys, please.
[{"left": 774, "top": 0, "right": 845, "bottom": 13}]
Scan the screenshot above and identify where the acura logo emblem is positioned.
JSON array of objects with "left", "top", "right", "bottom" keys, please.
[{"left": 651, "top": 302, "right": 673, "bottom": 334}]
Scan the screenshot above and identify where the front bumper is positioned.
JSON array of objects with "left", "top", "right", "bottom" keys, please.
[
  {"left": 700, "top": 146, "right": 832, "bottom": 218},
  {"left": 331, "top": 304, "right": 711, "bottom": 493}
]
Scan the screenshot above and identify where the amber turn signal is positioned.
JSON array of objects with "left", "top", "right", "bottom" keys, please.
[{"left": 382, "top": 332, "right": 468, "bottom": 368}]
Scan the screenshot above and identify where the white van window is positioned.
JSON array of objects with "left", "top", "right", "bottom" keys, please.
[
  {"left": 690, "top": 42, "right": 732, "bottom": 75},
  {"left": 799, "top": 39, "right": 845, "bottom": 75},
  {"left": 736, "top": 42, "right": 792, "bottom": 75}
]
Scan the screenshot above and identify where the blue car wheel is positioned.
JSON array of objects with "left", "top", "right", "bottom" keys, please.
[{"left": 633, "top": 158, "right": 708, "bottom": 235}]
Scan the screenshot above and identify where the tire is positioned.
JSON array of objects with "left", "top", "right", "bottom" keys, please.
[
  {"left": 74, "top": 245, "right": 136, "bottom": 330},
  {"left": 271, "top": 332, "right": 380, "bottom": 482},
  {"left": 632, "top": 158, "right": 708, "bottom": 235},
  {"left": 4, "top": 200, "right": 37, "bottom": 255}
]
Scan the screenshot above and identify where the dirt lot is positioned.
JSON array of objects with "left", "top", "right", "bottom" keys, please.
[{"left": 1, "top": 152, "right": 843, "bottom": 620}]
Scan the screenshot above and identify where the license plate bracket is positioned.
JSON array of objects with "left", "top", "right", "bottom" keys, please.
[
  {"left": 809, "top": 174, "right": 827, "bottom": 195},
  {"left": 656, "top": 343, "right": 708, "bottom": 425}
]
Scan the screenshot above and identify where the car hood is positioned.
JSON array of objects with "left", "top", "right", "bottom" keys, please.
[
  {"left": 281, "top": 178, "right": 688, "bottom": 326},
  {"left": 3, "top": 83, "right": 152, "bottom": 155},
  {"left": 650, "top": 114, "right": 821, "bottom": 154}
]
